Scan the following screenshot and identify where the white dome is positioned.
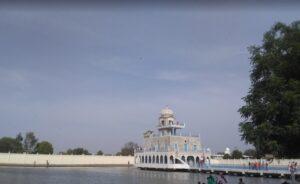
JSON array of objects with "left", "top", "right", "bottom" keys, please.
[
  {"left": 160, "top": 107, "right": 174, "bottom": 115},
  {"left": 224, "top": 147, "right": 231, "bottom": 154}
]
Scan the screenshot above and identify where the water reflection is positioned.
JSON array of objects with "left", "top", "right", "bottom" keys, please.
[{"left": 0, "top": 167, "right": 293, "bottom": 184}]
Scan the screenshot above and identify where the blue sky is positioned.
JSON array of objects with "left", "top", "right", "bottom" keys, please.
[{"left": 0, "top": 5, "right": 299, "bottom": 154}]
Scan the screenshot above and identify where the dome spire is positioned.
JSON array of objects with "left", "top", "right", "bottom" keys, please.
[{"left": 160, "top": 106, "right": 174, "bottom": 115}]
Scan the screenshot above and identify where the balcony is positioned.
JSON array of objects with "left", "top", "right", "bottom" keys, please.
[
  {"left": 146, "top": 133, "right": 199, "bottom": 138},
  {"left": 157, "top": 123, "right": 185, "bottom": 130}
]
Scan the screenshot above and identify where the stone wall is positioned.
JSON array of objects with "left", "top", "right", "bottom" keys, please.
[
  {"left": 0, "top": 153, "right": 134, "bottom": 167},
  {"left": 210, "top": 158, "right": 300, "bottom": 167}
]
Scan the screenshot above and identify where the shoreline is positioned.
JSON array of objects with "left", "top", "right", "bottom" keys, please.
[{"left": 0, "top": 164, "right": 134, "bottom": 167}]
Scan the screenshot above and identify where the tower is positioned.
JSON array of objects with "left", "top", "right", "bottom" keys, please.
[{"left": 158, "top": 107, "right": 185, "bottom": 136}]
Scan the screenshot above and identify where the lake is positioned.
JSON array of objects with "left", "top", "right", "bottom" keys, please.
[{"left": 0, "top": 166, "right": 296, "bottom": 184}]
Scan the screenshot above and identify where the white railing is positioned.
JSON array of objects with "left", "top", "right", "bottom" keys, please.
[
  {"left": 157, "top": 123, "right": 185, "bottom": 129},
  {"left": 148, "top": 133, "right": 199, "bottom": 138}
]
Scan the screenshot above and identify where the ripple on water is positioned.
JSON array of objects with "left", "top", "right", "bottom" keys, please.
[{"left": 0, "top": 167, "right": 295, "bottom": 184}]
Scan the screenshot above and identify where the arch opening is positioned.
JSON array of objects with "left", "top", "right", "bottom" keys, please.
[
  {"left": 196, "top": 156, "right": 200, "bottom": 168},
  {"left": 170, "top": 155, "right": 174, "bottom": 164},
  {"left": 187, "top": 156, "right": 195, "bottom": 167}
]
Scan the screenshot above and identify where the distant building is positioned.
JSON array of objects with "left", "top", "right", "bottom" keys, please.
[{"left": 134, "top": 107, "right": 210, "bottom": 170}]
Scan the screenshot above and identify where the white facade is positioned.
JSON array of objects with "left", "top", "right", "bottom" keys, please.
[{"left": 134, "top": 107, "right": 210, "bottom": 170}]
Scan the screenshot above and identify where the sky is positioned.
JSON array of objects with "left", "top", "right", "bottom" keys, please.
[{"left": 0, "top": 3, "right": 299, "bottom": 154}]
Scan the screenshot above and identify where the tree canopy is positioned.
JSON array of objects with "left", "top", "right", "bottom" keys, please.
[
  {"left": 96, "top": 150, "right": 104, "bottom": 155},
  {"left": 231, "top": 149, "right": 243, "bottom": 159},
  {"left": 0, "top": 132, "right": 54, "bottom": 154},
  {"left": 118, "top": 142, "right": 139, "bottom": 156},
  {"left": 223, "top": 154, "right": 230, "bottom": 159},
  {"left": 24, "top": 132, "right": 38, "bottom": 153},
  {"left": 0, "top": 137, "right": 23, "bottom": 153},
  {"left": 34, "top": 141, "right": 54, "bottom": 154},
  {"left": 239, "top": 21, "right": 300, "bottom": 158},
  {"left": 66, "top": 148, "right": 91, "bottom": 155}
]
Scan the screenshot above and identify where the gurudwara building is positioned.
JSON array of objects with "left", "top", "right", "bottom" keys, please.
[{"left": 134, "top": 107, "right": 211, "bottom": 170}]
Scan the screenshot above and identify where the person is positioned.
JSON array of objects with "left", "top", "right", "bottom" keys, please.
[
  {"left": 238, "top": 178, "right": 245, "bottom": 184},
  {"left": 207, "top": 175, "right": 216, "bottom": 184},
  {"left": 217, "top": 173, "right": 227, "bottom": 184},
  {"left": 289, "top": 161, "right": 297, "bottom": 183}
]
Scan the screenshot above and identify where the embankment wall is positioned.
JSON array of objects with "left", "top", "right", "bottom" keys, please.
[
  {"left": 210, "top": 158, "right": 300, "bottom": 167},
  {"left": 0, "top": 153, "right": 134, "bottom": 167}
]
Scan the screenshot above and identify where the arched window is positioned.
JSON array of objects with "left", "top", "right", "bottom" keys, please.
[
  {"left": 160, "top": 155, "right": 163, "bottom": 164},
  {"left": 187, "top": 156, "right": 195, "bottom": 167},
  {"left": 170, "top": 156, "right": 174, "bottom": 164},
  {"left": 196, "top": 157, "right": 200, "bottom": 168},
  {"left": 152, "top": 155, "right": 155, "bottom": 163},
  {"left": 149, "top": 156, "right": 151, "bottom": 163},
  {"left": 145, "top": 156, "right": 147, "bottom": 163},
  {"left": 164, "top": 155, "right": 168, "bottom": 164},
  {"left": 184, "top": 144, "right": 189, "bottom": 152}
]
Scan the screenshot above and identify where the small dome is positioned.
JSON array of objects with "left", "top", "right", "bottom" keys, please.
[
  {"left": 224, "top": 147, "right": 231, "bottom": 154},
  {"left": 160, "top": 106, "right": 174, "bottom": 115}
]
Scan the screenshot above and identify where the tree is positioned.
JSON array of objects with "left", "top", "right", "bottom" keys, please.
[
  {"left": 223, "top": 154, "right": 230, "bottom": 159},
  {"left": 0, "top": 137, "right": 23, "bottom": 153},
  {"left": 34, "top": 141, "right": 53, "bottom": 154},
  {"left": 16, "top": 133, "right": 23, "bottom": 143},
  {"left": 96, "top": 150, "right": 103, "bottom": 155},
  {"left": 119, "top": 142, "right": 139, "bottom": 156},
  {"left": 244, "top": 149, "right": 257, "bottom": 158},
  {"left": 23, "top": 132, "right": 38, "bottom": 153},
  {"left": 231, "top": 149, "right": 243, "bottom": 159},
  {"left": 66, "top": 148, "right": 91, "bottom": 155},
  {"left": 239, "top": 21, "right": 300, "bottom": 158}
]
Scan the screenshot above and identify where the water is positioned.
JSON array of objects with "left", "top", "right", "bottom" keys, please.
[{"left": 0, "top": 166, "right": 296, "bottom": 184}]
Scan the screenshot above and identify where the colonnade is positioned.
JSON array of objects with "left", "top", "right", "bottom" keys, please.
[{"left": 135, "top": 154, "right": 206, "bottom": 168}]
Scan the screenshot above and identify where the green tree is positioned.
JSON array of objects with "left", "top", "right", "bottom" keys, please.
[
  {"left": 16, "top": 133, "right": 23, "bottom": 143},
  {"left": 223, "top": 154, "right": 230, "bottom": 159},
  {"left": 119, "top": 142, "right": 139, "bottom": 156},
  {"left": 0, "top": 137, "right": 23, "bottom": 153},
  {"left": 66, "top": 148, "right": 91, "bottom": 155},
  {"left": 23, "top": 132, "right": 38, "bottom": 153},
  {"left": 34, "top": 141, "right": 53, "bottom": 154},
  {"left": 231, "top": 149, "right": 243, "bottom": 159},
  {"left": 96, "top": 150, "right": 103, "bottom": 155},
  {"left": 239, "top": 21, "right": 300, "bottom": 158},
  {"left": 244, "top": 149, "right": 257, "bottom": 158}
]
